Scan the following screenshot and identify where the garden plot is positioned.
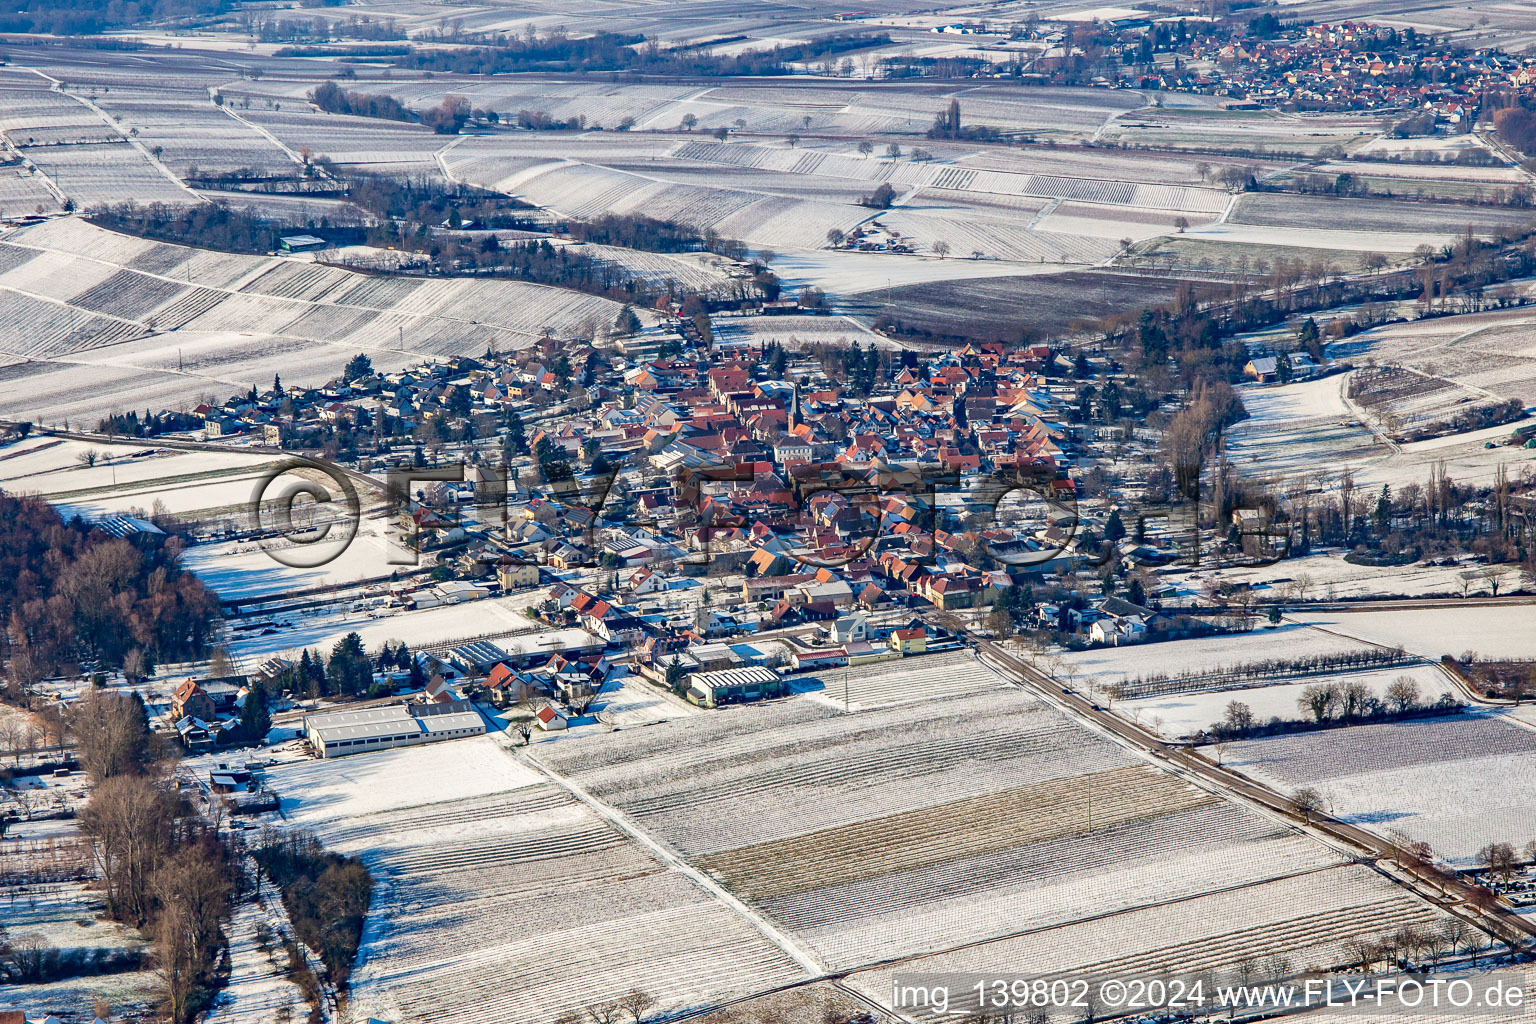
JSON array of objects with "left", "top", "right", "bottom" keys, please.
[
  {"left": 1225, "top": 711, "right": 1536, "bottom": 864},
  {"left": 1289, "top": 607, "right": 1536, "bottom": 662},
  {"left": 269, "top": 737, "right": 808, "bottom": 1024},
  {"left": 1121, "top": 664, "right": 1454, "bottom": 741},
  {"left": 795, "top": 649, "right": 1005, "bottom": 710},
  {"left": 847, "top": 863, "right": 1445, "bottom": 1009}
]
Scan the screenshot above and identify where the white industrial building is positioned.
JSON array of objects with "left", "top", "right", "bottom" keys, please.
[{"left": 303, "top": 699, "right": 485, "bottom": 758}]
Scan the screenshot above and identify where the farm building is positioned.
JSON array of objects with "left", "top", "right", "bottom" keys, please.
[
  {"left": 279, "top": 234, "right": 327, "bottom": 252},
  {"left": 790, "top": 647, "right": 849, "bottom": 672},
  {"left": 687, "top": 665, "right": 787, "bottom": 707},
  {"left": 303, "top": 699, "right": 485, "bottom": 758}
]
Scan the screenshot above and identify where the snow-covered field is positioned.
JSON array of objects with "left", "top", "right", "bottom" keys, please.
[
  {"left": 1290, "top": 606, "right": 1536, "bottom": 662},
  {"left": 184, "top": 518, "right": 399, "bottom": 601},
  {"left": 795, "top": 649, "right": 1006, "bottom": 711},
  {"left": 1198, "top": 550, "right": 1507, "bottom": 601},
  {"left": 224, "top": 596, "right": 566, "bottom": 663},
  {"left": 1058, "top": 623, "right": 1368, "bottom": 688},
  {"left": 1122, "top": 663, "right": 1454, "bottom": 740},
  {"left": 531, "top": 687, "right": 1400, "bottom": 972},
  {"left": 1226, "top": 373, "right": 1379, "bottom": 478},
  {"left": 0, "top": 217, "right": 637, "bottom": 423},
  {"left": 1226, "top": 710, "right": 1536, "bottom": 864},
  {"left": 592, "top": 672, "right": 699, "bottom": 728},
  {"left": 0, "top": 435, "right": 282, "bottom": 519},
  {"left": 1227, "top": 362, "right": 1535, "bottom": 493},
  {"left": 267, "top": 735, "right": 808, "bottom": 1024},
  {"left": 848, "top": 861, "right": 1442, "bottom": 1008}
]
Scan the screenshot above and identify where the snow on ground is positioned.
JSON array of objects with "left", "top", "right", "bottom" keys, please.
[
  {"left": 184, "top": 517, "right": 398, "bottom": 600},
  {"left": 1226, "top": 710, "right": 1536, "bottom": 864},
  {"left": 1290, "top": 606, "right": 1536, "bottom": 662},
  {"left": 0, "top": 435, "right": 280, "bottom": 519},
  {"left": 0, "top": 969, "right": 158, "bottom": 1021},
  {"left": 204, "top": 873, "right": 306, "bottom": 1024},
  {"left": 1350, "top": 423, "right": 1536, "bottom": 492},
  {"left": 1226, "top": 365, "right": 1534, "bottom": 491},
  {"left": 1182, "top": 221, "right": 1447, "bottom": 252},
  {"left": 1121, "top": 664, "right": 1453, "bottom": 740},
  {"left": 268, "top": 732, "right": 807, "bottom": 1024},
  {"left": 713, "top": 313, "right": 892, "bottom": 349},
  {"left": 1195, "top": 550, "right": 1502, "bottom": 601},
  {"left": 270, "top": 733, "right": 542, "bottom": 826},
  {"left": 1058, "top": 623, "right": 1365, "bottom": 688},
  {"left": 1226, "top": 373, "right": 1382, "bottom": 478},
  {"left": 794, "top": 649, "right": 1006, "bottom": 711},
  {"left": 0, "top": 880, "right": 147, "bottom": 959},
  {"left": 224, "top": 597, "right": 573, "bottom": 662},
  {"left": 593, "top": 672, "right": 698, "bottom": 727},
  {"left": 772, "top": 249, "right": 1073, "bottom": 298}
]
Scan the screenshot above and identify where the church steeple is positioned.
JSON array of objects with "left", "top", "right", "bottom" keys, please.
[{"left": 788, "top": 382, "right": 801, "bottom": 431}]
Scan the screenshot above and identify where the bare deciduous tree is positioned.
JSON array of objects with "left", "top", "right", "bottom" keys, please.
[
  {"left": 1385, "top": 675, "right": 1420, "bottom": 713},
  {"left": 1289, "top": 786, "right": 1323, "bottom": 822},
  {"left": 618, "top": 988, "right": 657, "bottom": 1024},
  {"left": 70, "top": 688, "right": 154, "bottom": 782}
]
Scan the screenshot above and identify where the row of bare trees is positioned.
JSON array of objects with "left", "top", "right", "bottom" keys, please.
[{"left": 68, "top": 688, "right": 239, "bottom": 1023}]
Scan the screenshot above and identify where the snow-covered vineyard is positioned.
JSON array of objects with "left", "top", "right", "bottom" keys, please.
[
  {"left": 1228, "top": 712, "right": 1536, "bottom": 865},
  {"left": 0, "top": 218, "right": 633, "bottom": 423},
  {"left": 534, "top": 688, "right": 1446, "bottom": 978},
  {"left": 269, "top": 738, "right": 809, "bottom": 1024}
]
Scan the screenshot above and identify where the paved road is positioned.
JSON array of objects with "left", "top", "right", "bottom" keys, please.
[{"left": 970, "top": 634, "right": 1536, "bottom": 946}]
